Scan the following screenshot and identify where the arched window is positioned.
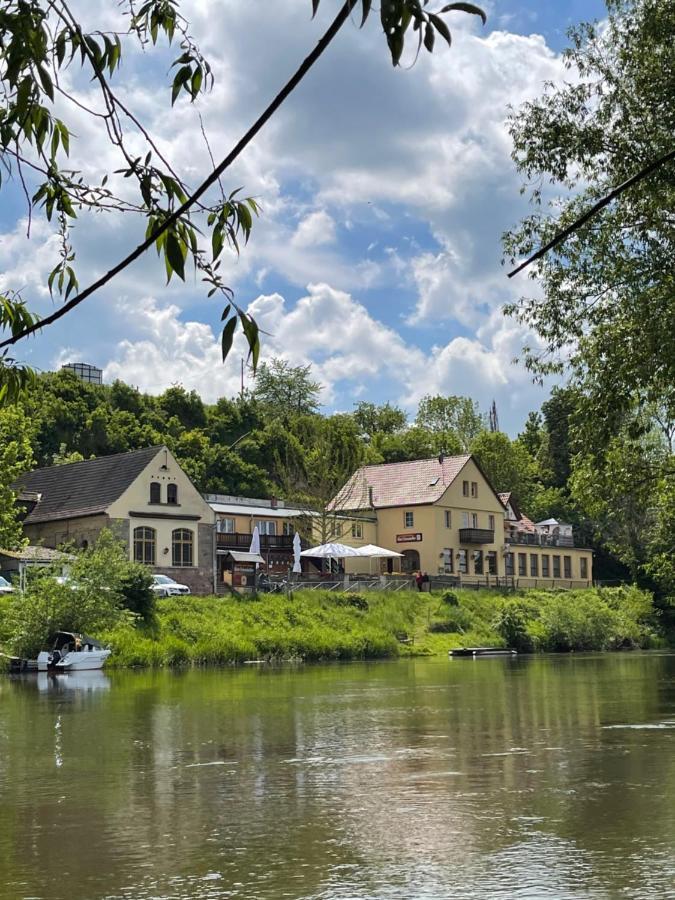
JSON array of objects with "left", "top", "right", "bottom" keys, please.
[
  {"left": 172, "top": 529, "right": 193, "bottom": 567},
  {"left": 150, "top": 482, "right": 161, "bottom": 504},
  {"left": 134, "top": 527, "right": 156, "bottom": 565},
  {"left": 167, "top": 483, "right": 178, "bottom": 505}
]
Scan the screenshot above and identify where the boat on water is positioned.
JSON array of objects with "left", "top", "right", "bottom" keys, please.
[
  {"left": 450, "top": 647, "right": 517, "bottom": 658},
  {"left": 37, "top": 632, "right": 111, "bottom": 672}
]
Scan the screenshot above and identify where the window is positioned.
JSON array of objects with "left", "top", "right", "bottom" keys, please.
[
  {"left": 172, "top": 529, "right": 193, "bottom": 567},
  {"left": 542, "top": 554, "right": 550, "bottom": 577},
  {"left": 444, "top": 549, "right": 454, "bottom": 574},
  {"left": 462, "top": 480, "right": 469, "bottom": 497},
  {"left": 458, "top": 549, "right": 467, "bottom": 574},
  {"left": 471, "top": 512, "right": 479, "bottom": 529},
  {"left": 149, "top": 482, "right": 161, "bottom": 504},
  {"left": 518, "top": 553, "right": 527, "bottom": 576},
  {"left": 216, "top": 517, "right": 235, "bottom": 534},
  {"left": 133, "top": 527, "right": 156, "bottom": 565},
  {"left": 351, "top": 522, "right": 363, "bottom": 539},
  {"left": 471, "top": 481, "right": 478, "bottom": 498},
  {"left": 473, "top": 550, "right": 483, "bottom": 575},
  {"left": 553, "top": 555, "right": 561, "bottom": 578},
  {"left": 282, "top": 521, "right": 294, "bottom": 536},
  {"left": 505, "top": 552, "right": 514, "bottom": 576},
  {"left": 488, "top": 514, "right": 495, "bottom": 531},
  {"left": 564, "top": 556, "right": 572, "bottom": 578},
  {"left": 444, "top": 510, "right": 452, "bottom": 528},
  {"left": 461, "top": 512, "right": 469, "bottom": 529},
  {"left": 580, "top": 557, "right": 588, "bottom": 579},
  {"left": 167, "top": 483, "right": 178, "bottom": 505},
  {"left": 530, "top": 554, "right": 539, "bottom": 577},
  {"left": 255, "top": 520, "right": 277, "bottom": 536},
  {"left": 487, "top": 551, "right": 497, "bottom": 575},
  {"left": 404, "top": 511, "right": 414, "bottom": 528}
]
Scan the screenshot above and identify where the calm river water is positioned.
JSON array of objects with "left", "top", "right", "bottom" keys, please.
[{"left": 1, "top": 654, "right": 675, "bottom": 899}]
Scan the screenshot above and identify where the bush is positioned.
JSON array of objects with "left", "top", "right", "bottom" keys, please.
[
  {"left": 429, "top": 606, "right": 472, "bottom": 633},
  {"left": 119, "top": 565, "right": 155, "bottom": 621},
  {"left": 336, "top": 593, "right": 369, "bottom": 610},
  {"left": 494, "top": 600, "right": 534, "bottom": 652},
  {"left": 441, "top": 590, "right": 460, "bottom": 607}
]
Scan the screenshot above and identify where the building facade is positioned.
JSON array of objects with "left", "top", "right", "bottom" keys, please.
[
  {"left": 15, "top": 446, "right": 215, "bottom": 594},
  {"left": 331, "top": 455, "right": 593, "bottom": 588}
]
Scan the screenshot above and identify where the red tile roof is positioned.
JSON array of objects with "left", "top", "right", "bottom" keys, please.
[{"left": 329, "top": 455, "right": 472, "bottom": 511}]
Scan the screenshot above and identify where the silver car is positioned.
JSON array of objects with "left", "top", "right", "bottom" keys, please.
[
  {"left": 151, "top": 575, "right": 190, "bottom": 597},
  {"left": 0, "top": 575, "right": 14, "bottom": 594}
]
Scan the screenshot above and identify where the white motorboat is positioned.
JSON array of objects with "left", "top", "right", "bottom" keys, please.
[{"left": 37, "top": 631, "right": 111, "bottom": 672}]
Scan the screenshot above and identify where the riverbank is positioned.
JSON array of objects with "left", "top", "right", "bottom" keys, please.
[{"left": 91, "top": 585, "right": 662, "bottom": 668}]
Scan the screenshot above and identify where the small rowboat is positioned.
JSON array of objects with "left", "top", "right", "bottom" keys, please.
[{"left": 450, "top": 647, "right": 517, "bottom": 658}]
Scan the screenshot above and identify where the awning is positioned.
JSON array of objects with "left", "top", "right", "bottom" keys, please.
[{"left": 217, "top": 549, "right": 265, "bottom": 564}]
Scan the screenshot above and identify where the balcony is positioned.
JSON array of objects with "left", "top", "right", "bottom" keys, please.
[
  {"left": 507, "top": 531, "right": 575, "bottom": 548},
  {"left": 459, "top": 528, "right": 495, "bottom": 545},
  {"left": 216, "top": 532, "right": 307, "bottom": 552}
]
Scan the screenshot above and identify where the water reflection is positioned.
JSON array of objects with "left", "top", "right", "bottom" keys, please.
[
  {"left": 0, "top": 656, "right": 674, "bottom": 899},
  {"left": 36, "top": 670, "right": 111, "bottom": 693}
]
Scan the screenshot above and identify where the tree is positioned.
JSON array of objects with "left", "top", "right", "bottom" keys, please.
[
  {"left": 470, "top": 431, "right": 540, "bottom": 513},
  {"left": 0, "top": 405, "right": 34, "bottom": 549},
  {"left": 504, "top": 0, "right": 674, "bottom": 450},
  {"left": 252, "top": 359, "right": 322, "bottom": 419},
  {"left": 352, "top": 401, "right": 407, "bottom": 441},
  {"left": 0, "top": 0, "right": 485, "bottom": 398},
  {"left": 415, "top": 394, "right": 486, "bottom": 452}
]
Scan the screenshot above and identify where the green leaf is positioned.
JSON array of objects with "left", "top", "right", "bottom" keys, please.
[
  {"left": 429, "top": 13, "right": 452, "bottom": 47},
  {"left": 221, "top": 316, "right": 237, "bottom": 362},
  {"left": 37, "top": 65, "right": 54, "bottom": 102},
  {"left": 424, "top": 22, "right": 435, "bottom": 52},
  {"left": 360, "top": 0, "right": 372, "bottom": 27},
  {"left": 440, "top": 3, "right": 487, "bottom": 26},
  {"left": 165, "top": 232, "right": 186, "bottom": 281},
  {"left": 311, "top": 0, "right": 320, "bottom": 18}
]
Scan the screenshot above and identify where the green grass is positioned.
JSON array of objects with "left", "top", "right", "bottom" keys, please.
[{"left": 0, "top": 585, "right": 663, "bottom": 669}]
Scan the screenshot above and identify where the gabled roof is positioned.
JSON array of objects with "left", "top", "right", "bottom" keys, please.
[
  {"left": 329, "top": 455, "right": 474, "bottom": 511},
  {"left": 14, "top": 446, "right": 162, "bottom": 524}
]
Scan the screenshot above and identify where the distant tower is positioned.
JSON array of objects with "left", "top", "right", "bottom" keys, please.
[
  {"left": 61, "top": 362, "right": 103, "bottom": 385},
  {"left": 489, "top": 399, "right": 500, "bottom": 433}
]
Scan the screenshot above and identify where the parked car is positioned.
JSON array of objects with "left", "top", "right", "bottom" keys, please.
[
  {"left": 0, "top": 575, "right": 14, "bottom": 594},
  {"left": 151, "top": 575, "right": 190, "bottom": 597}
]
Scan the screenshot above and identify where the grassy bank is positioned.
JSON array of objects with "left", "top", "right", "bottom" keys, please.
[{"left": 92, "top": 584, "right": 664, "bottom": 668}]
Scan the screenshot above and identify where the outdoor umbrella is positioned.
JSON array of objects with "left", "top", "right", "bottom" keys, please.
[
  {"left": 249, "top": 526, "right": 261, "bottom": 556},
  {"left": 355, "top": 545, "right": 403, "bottom": 558},
  {"left": 300, "top": 542, "right": 363, "bottom": 559},
  {"left": 292, "top": 532, "right": 302, "bottom": 574}
]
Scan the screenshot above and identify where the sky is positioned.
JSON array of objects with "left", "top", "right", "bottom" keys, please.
[{"left": 0, "top": 0, "right": 607, "bottom": 434}]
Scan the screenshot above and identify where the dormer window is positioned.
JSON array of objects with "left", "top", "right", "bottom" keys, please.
[
  {"left": 150, "top": 482, "right": 161, "bottom": 504},
  {"left": 167, "top": 483, "right": 178, "bottom": 505}
]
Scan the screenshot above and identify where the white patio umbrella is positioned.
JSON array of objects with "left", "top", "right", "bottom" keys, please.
[
  {"left": 300, "top": 542, "right": 363, "bottom": 559},
  {"left": 249, "top": 526, "right": 261, "bottom": 556},
  {"left": 292, "top": 532, "right": 303, "bottom": 574},
  {"left": 300, "top": 541, "right": 362, "bottom": 575},
  {"left": 355, "top": 544, "right": 403, "bottom": 558}
]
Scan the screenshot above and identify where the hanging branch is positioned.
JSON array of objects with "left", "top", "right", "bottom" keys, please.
[{"left": 507, "top": 146, "right": 675, "bottom": 279}]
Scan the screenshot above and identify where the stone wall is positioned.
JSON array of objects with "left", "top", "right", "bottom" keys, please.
[{"left": 23, "top": 514, "right": 109, "bottom": 550}]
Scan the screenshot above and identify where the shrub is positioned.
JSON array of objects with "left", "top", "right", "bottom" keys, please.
[
  {"left": 429, "top": 606, "right": 472, "bottom": 633},
  {"left": 441, "top": 590, "right": 460, "bottom": 606},
  {"left": 494, "top": 600, "right": 534, "bottom": 652}
]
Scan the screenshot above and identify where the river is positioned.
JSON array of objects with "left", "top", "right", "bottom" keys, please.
[{"left": 1, "top": 654, "right": 674, "bottom": 899}]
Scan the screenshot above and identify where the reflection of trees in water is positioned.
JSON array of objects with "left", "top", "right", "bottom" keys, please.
[{"left": 0, "top": 657, "right": 674, "bottom": 898}]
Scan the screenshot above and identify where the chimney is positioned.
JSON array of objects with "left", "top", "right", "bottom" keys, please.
[
  {"left": 368, "top": 486, "right": 374, "bottom": 508},
  {"left": 270, "top": 496, "right": 278, "bottom": 508},
  {"left": 438, "top": 451, "right": 445, "bottom": 465}
]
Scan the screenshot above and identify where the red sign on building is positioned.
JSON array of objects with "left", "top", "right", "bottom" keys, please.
[{"left": 396, "top": 533, "right": 423, "bottom": 543}]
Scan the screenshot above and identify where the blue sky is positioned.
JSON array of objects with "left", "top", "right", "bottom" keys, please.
[{"left": 0, "top": 0, "right": 607, "bottom": 433}]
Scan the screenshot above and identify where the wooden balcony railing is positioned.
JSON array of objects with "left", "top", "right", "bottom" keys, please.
[
  {"left": 216, "top": 532, "right": 307, "bottom": 551},
  {"left": 507, "top": 532, "right": 575, "bottom": 548},
  {"left": 458, "top": 528, "right": 495, "bottom": 545}
]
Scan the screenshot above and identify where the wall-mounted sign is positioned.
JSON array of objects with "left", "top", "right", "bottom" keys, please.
[{"left": 396, "top": 533, "right": 423, "bottom": 543}]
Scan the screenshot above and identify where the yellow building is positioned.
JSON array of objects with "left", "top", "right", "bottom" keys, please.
[{"left": 330, "top": 454, "right": 593, "bottom": 588}]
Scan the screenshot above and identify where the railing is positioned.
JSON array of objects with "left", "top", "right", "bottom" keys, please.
[
  {"left": 216, "top": 532, "right": 307, "bottom": 551},
  {"left": 458, "top": 528, "right": 495, "bottom": 544},
  {"left": 507, "top": 532, "right": 575, "bottom": 548}
]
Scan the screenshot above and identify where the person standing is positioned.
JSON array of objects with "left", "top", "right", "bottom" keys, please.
[{"left": 415, "top": 571, "right": 423, "bottom": 592}]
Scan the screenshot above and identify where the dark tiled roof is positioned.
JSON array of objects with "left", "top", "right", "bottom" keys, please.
[
  {"left": 14, "top": 446, "right": 162, "bottom": 524},
  {"left": 329, "top": 455, "right": 472, "bottom": 510}
]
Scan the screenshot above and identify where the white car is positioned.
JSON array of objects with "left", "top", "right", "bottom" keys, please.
[
  {"left": 151, "top": 574, "right": 190, "bottom": 597},
  {"left": 0, "top": 575, "right": 14, "bottom": 594}
]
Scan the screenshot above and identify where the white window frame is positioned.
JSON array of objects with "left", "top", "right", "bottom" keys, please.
[
  {"left": 255, "top": 520, "right": 277, "bottom": 536},
  {"left": 351, "top": 521, "right": 363, "bottom": 539},
  {"left": 404, "top": 511, "right": 414, "bottom": 528},
  {"left": 216, "top": 517, "right": 235, "bottom": 534},
  {"left": 444, "top": 510, "right": 451, "bottom": 528}
]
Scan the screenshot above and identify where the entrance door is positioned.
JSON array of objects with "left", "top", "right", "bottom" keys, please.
[{"left": 401, "top": 549, "right": 420, "bottom": 573}]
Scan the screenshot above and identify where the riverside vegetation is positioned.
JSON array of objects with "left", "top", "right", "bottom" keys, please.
[{"left": 0, "top": 535, "right": 664, "bottom": 669}]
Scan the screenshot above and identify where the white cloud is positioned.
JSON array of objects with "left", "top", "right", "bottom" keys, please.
[{"left": 291, "top": 210, "right": 337, "bottom": 248}]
